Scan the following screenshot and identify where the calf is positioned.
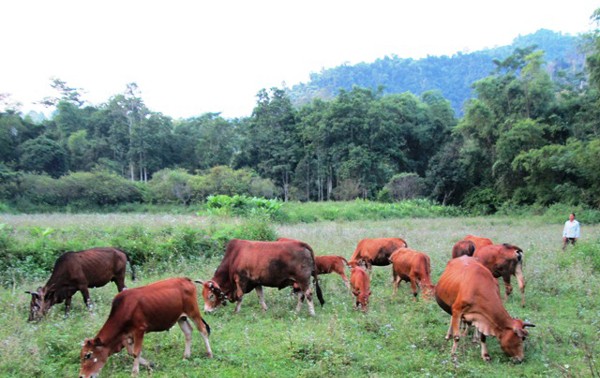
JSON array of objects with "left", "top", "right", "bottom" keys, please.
[
  {"left": 26, "top": 247, "right": 135, "bottom": 321},
  {"left": 315, "top": 255, "right": 350, "bottom": 288},
  {"left": 474, "top": 243, "right": 525, "bottom": 307},
  {"left": 78, "top": 277, "right": 212, "bottom": 378},
  {"left": 350, "top": 266, "right": 371, "bottom": 312},
  {"left": 348, "top": 237, "right": 408, "bottom": 270},
  {"left": 435, "top": 256, "right": 534, "bottom": 363},
  {"left": 389, "top": 248, "right": 434, "bottom": 300}
]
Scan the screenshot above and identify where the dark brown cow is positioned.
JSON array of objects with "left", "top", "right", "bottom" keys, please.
[
  {"left": 197, "top": 239, "right": 324, "bottom": 316},
  {"left": 315, "top": 255, "right": 350, "bottom": 288},
  {"left": 348, "top": 237, "right": 408, "bottom": 270},
  {"left": 463, "top": 234, "right": 493, "bottom": 251},
  {"left": 350, "top": 266, "right": 371, "bottom": 312},
  {"left": 389, "top": 248, "right": 434, "bottom": 300},
  {"left": 79, "top": 277, "right": 212, "bottom": 377},
  {"left": 474, "top": 243, "right": 526, "bottom": 307},
  {"left": 26, "top": 247, "right": 135, "bottom": 321},
  {"left": 435, "top": 256, "right": 534, "bottom": 363},
  {"left": 451, "top": 240, "right": 476, "bottom": 258}
]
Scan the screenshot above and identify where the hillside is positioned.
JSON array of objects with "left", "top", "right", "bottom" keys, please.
[{"left": 287, "top": 29, "right": 586, "bottom": 115}]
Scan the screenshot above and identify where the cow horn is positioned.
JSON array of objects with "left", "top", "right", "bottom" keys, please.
[
  {"left": 25, "top": 291, "right": 41, "bottom": 299},
  {"left": 523, "top": 322, "right": 536, "bottom": 328},
  {"left": 194, "top": 279, "right": 205, "bottom": 285}
]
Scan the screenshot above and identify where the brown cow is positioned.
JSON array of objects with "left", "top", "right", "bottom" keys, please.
[
  {"left": 474, "top": 243, "right": 526, "bottom": 307},
  {"left": 315, "top": 255, "right": 350, "bottom": 288},
  {"left": 451, "top": 240, "right": 476, "bottom": 258},
  {"left": 78, "top": 277, "right": 212, "bottom": 377},
  {"left": 197, "top": 239, "right": 324, "bottom": 316},
  {"left": 348, "top": 237, "right": 408, "bottom": 270},
  {"left": 463, "top": 234, "right": 493, "bottom": 251},
  {"left": 350, "top": 266, "right": 371, "bottom": 312},
  {"left": 26, "top": 247, "right": 135, "bottom": 321},
  {"left": 435, "top": 256, "right": 534, "bottom": 363},
  {"left": 389, "top": 248, "right": 434, "bottom": 300}
]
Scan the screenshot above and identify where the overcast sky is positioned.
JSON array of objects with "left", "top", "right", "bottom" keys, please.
[{"left": 2, "top": 1, "right": 598, "bottom": 119}]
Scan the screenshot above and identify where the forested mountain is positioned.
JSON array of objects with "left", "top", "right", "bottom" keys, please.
[
  {"left": 2, "top": 24, "right": 600, "bottom": 212},
  {"left": 287, "top": 29, "right": 586, "bottom": 115}
]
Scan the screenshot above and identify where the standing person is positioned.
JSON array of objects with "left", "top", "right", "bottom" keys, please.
[{"left": 562, "top": 213, "right": 581, "bottom": 250}]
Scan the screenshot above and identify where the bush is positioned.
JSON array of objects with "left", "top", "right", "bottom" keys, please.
[
  {"left": 463, "top": 187, "right": 501, "bottom": 215},
  {"left": 206, "top": 194, "right": 283, "bottom": 219}
]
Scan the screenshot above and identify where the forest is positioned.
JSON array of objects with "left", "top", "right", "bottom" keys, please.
[{"left": 1, "top": 24, "right": 600, "bottom": 212}]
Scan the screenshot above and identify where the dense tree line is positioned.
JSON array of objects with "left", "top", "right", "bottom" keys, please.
[{"left": 1, "top": 21, "right": 600, "bottom": 211}]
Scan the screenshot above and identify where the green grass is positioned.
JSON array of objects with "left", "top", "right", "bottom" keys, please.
[{"left": 0, "top": 215, "right": 599, "bottom": 377}]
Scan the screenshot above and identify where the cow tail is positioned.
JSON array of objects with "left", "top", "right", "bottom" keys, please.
[
  {"left": 202, "top": 317, "right": 211, "bottom": 336},
  {"left": 305, "top": 244, "right": 325, "bottom": 307}
]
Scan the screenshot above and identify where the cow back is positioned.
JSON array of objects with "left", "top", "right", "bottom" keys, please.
[
  {"left": 350, "top": 237, "right": 408, "bottom": 266},
  {"left": 473, "top": 243, "right": 522, "bottom": 278},
  {"left": 463, "top": 235, "right": 493, "bottom": 251}
]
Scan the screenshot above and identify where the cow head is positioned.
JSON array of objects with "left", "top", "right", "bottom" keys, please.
[
  {"left": 79, "top": 337, "right": 111, "bottom": 378},
  {"left": 196, "top": 280, "right": 228, "bottom": 313},
  {"left": 499, "top": 318, "right": 535, "bottom": 363},
  {"left": 353, "top": 289, "right": 371, "bottom": 312},
  {"left": 25, "top": 287, "right": 51, "bottom": 321}
]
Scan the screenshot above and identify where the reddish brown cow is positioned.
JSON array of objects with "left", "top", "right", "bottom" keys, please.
[
  {"left": 348, "top": 237, "right": 408, "bottom": 270},
  {"left": 463, "top": 234, "right": 493, "bottom": 251},
  {"left": 451, "top": 240, "right": 476, "bottom": 258},
  {"left": 78, "top": 277, "right": 212, "bottom": 378},
  {"left": 474, "top": 243, "right": 526, "bottom": 307},
  {"left": 26, "top": 247, "right": 135, "bottom": 321},
  {"left": 350, "top": 266, "right": 371, "bottom": 312},
  {"left": 389, "top": 248, "right": 435, "bottom": 300},
  {"left": 197, "top": 239, "right": 324, "bottom": 316},
  {"left": 435, "top": 256, "right": 534, "bottom": 363},
  {"left": 315, "top": 255, "right": 350, "bottom": 288}
]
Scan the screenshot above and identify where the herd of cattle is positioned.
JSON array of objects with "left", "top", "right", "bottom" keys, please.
[{"left": 24, "top": 235, "right": 535, "bottom": 377}]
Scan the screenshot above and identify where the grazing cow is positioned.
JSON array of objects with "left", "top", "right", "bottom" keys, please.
[
  {"left": 389, "top": 248, "right": 435, "bottom": 300},
  {"left": 435, "top": 256, "right": 534, "bottom": 363},
  {"left": 451, "top": 240, "right": 476, "bottom": 258},
  {"left": 474, "top": 243, "right": 526, "bottom": 307},
  {"left": 350, "top": 266, "right": 371, "bottom": 312},
  {"left": 315, "top": 255, "right": 350, "bottom": 288},
  {"left": 26, "top": 247, "right": 135, "bottom": 321},
  {"left": 463, "top": 234, "right": 493, "bottom": 251},
  {"left": 78, "top": 277, "right": 212, "bottom": 378},
  {"left": 348, "top": 237, "right": 408, "bottom": 270},
  {"left": 197, "top": 239, "right": 324, "bottom": 316}
]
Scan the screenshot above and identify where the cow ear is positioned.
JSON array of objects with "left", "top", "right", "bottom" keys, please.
[
  {"left": 514, "top": 328, "right": 528, "bottom": 338},
  {"left": 93, "top": 337, "right": 103, "bottom": 347}
]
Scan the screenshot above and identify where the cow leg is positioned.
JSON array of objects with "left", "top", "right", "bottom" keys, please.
[
  {"left": 178, "top": 318, "right": 194, "bottom": 359},
  {"left": 187, "top": 314, "right": 213, "bottom": 358},
  {"left": 303, "top": 289, "right": 315, "bottom": 316},
  {"left": 255, "top": 286, "right": 268, "bottom": 311},
  {"left": 450, "top": 309, "right": 463, "bottom": 357},
  {"left": 124, "top": 336, "right": 152, "bottom": 369},
  {"left": 131, "top": 330, "right": 146, "bottom": 376},
  {"left": 234, "top": 297, "right": 244, "bottom": 313},
  {"left": 80, "top": 287, "right": 91, "bottom": 309},
  {"left": 392, "top": 273, "right": 400, "bottom": 296},
  {"left": 502, "top": 276, "right": 513, "bottom": 300},
  {"left": 340, "top": 272, "right": 350, "bottom": 289},
  {"left": 410, "top": 278, "right": 418, "bottom": 301},
  {"left": 115, "top": 273, "right": 126, "bottom": 292},
  {"left": 480, "top": 333, "right": 491, "bottom": 361},
  {"left": 515, "top": 262, "right": 526, "bottom": 307},
  {"left": 64, "top": 296, "right": 72, "bottom": 317}
]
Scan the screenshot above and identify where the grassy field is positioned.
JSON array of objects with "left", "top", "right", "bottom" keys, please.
[{"left": 0, "top": 214, "right": 599, "bottom": 377}]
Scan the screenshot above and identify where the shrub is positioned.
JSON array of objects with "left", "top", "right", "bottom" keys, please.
[{"left": 206, "top": 194, "right": 283, "bottom": 219}]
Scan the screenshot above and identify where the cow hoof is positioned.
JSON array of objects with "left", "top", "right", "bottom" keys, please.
[
  {"left": 483, "top": 354, "right": 491, "bottom": 362},
  {"left": 207, "top": 352, "right": 214, "bottom": 358}
]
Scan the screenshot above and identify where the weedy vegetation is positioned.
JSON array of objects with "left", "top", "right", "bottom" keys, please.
[{"left": 0, "top": 211, "right": 599, "bottom": 377}]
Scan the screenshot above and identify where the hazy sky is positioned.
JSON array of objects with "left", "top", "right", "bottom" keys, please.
[{"left": 2, "top": 1, "right": 598, "bottom": 119}]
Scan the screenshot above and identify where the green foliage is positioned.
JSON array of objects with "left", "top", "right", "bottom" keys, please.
[
  {"left": 463, "top": 188, "right": 501, "bottom": 215},
  {"left": 206, "top": 194, "right": 283, "bottom": 219}
]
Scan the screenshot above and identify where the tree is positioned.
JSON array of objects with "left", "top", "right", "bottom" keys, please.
[{"left": 18, "top": 136, "right": 68, "bottom": 177}]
